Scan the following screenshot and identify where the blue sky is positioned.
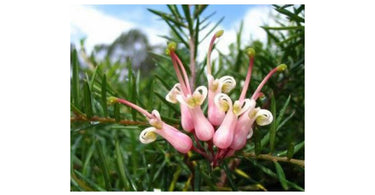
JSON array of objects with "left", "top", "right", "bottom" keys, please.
[{"left": 70, "top": 4, "right": 278, "bottom": 61}]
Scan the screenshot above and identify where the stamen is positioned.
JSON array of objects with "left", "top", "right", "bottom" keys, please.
[
  {"left": 207, "top": 30, "right": 224, "bottom": 76},
  {"left": 239, "top": 48, "right": 255, "bottom": 102},
  {"left": 171, "top": 51, "right": 192, "bottom": 94},
  {"left": 114, "top": 97, "right": 153, "bottom": 119},
  {"left": 251, "top": 64, "right": 287, "bottom": 100}
]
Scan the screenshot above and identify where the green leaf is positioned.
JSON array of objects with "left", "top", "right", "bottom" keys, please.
[
  {"left": 276, "top": 95, "right": 291, "bottom": 126},
  {"left": 73, "top": 170, "right": 105, "bottom": 191},
  {"left": 221, "top": 162, "right": 238, "bottom": 191},
  {"left": 148, "top": 8, "right": 187, "bottom": 28},
  {"left": 193, "top": 163, "right": 201, "bottom": 191},
  {"left": 193, "top": 5, "right": 208, "bottom": 18},
  {"left": 261, "top": 26, "right": 304, "bottom": 30},
  {"left": 82, "top": 141, "right": 96, "bottom": 176},
  {"left": 182, "top": 5, "right": 193, "bottom": 35},
  {"left": 101, "top": 75, "right": 108, "bottom": 117},
  {"left": 287, "top": 142, "right": 295, "bottom": 160},
  {"left": 154, "top": 92, "right": 179, "bottom": 113},
  {"left": 274, "top": 162, "right": 289, "bottom": 190},
  {"left": 269, "top": 93, "right": 277, "bottom": 153},
  {"left": 71, "top": 48, "right": 80, "bottom": 105},
  {"left": 83, "top": 82, "right": 93, "bottom": 118},
  {"left": 114, "top": 103, "right": 120, "bottom": 122},
  {"left": 199, "top": 16, "right": 224, "bottom": 44},
  {"left": 165, "top": 20, "right": 189, "bottom": 49},
  {"left": 115, "top": 141, "right": 132, "bottom": 191},
  {"left": 96, "top": 140, "right": 112, "bottom": 190},
  {"left": 168, "top": 166, "right": 181, "bottom": 191},
  {"left": 277, "top": 141, "right": 304, "bottom": 157}
]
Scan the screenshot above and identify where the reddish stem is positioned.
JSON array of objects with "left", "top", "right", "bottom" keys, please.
[
  {"left": 116, "top": 98, "right": 153, "bottom": 119},
  {"left": 251, "top": 66, "right": 280, "bottom": 100},
  {"left": 171, "top": 51, "right": 192, "bottom": 94},
  {"left": 239, "top": 57, "right": 254, "bottom": 102}
]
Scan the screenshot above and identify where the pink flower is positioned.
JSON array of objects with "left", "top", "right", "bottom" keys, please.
[
  {"left": 113, "top": 98, "right": 193, "bottom": 153},
  {"left": 213, "top": 94, "right": 251, "bottom": 149}
]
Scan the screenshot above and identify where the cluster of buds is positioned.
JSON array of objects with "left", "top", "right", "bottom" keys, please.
[{"left": 110, "top": 30, "right": 287, "bottom": 166}]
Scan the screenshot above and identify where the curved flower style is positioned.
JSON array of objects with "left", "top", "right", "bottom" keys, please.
[
  {"left": 206, "top": 30, "right": 237, "bottom": 126},
  {"left": 112, "top": 98, "right": 193, "bottom": 154},
  {"left": 166, "top": 43, "right": 215, "bottom": 141},
  {"left": 112, "top": 30, "right": 287, "bottom": 166}
]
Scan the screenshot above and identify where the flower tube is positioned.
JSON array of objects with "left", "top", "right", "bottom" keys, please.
[
  {"left": 113, "top": 97, "right": 193, "bottom": 153},
  {"left": 213, "top": 94, "right": 251, "bottom": 149}
]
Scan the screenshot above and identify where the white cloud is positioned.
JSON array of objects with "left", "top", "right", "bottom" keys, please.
[
  {"left": 70, "top": 5, "right": 168, "bottom": 53},
  {"left": 197, "top": 5, "right": 277, "bottom": 64}
]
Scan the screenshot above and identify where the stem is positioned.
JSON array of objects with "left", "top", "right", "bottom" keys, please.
[
  {"left": 116, "top": 98, "right": 153, "bottom": 119},
  {"left": 171, "top": 51, "right": 192, "bottom": 94},
  {"left": 239, "top": 58, "right": 254, "bottom": 102},
  {"left": 206, "top": 35, "right": 217, "bottom": 75},
  {"left": 251, "top": 67, "right": 279, "bottom": 100},
  {"left": 170, "top": 54, "right": 190, "bottom": 95},
  {"left": 71, "top": 116, "right": 149, "bottom": 126},
  {"left": 191, "top": 145, "right": 210, "bottom": 160},
  {"left": 189, "top": 37, "right": 196, "bottom": 90},
  {"left": 243, "top": 152, "right": 305, "bottom": 167}
]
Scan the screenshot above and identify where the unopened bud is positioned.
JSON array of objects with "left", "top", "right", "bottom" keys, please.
[
  {"left": 215, "top": 30, "right": 224, "bottom": 38},
  {"left": 108, "top": 97, "right": 118, "bottom": 104},
  {"left": 277, "top": 64, "right": 287, "bottom": 72},
  {"left": 246, "top": 48, "right": 256, "bottom": 58}
]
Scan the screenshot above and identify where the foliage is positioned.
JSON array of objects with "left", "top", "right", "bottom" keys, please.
[{"left": 70, "top": 4, "right": 304, "bottom": 191}]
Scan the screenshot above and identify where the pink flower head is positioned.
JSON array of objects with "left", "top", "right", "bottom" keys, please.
[{"left": 213, "top": 93, "right": 251, "bottom": 149}]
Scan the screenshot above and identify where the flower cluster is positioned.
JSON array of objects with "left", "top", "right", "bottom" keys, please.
[{"left": 111, "top": 30, "right": 286, "bottom": 166}]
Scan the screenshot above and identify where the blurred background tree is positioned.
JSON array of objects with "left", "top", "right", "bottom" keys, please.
[{"left": 71, "top": 4, "right": 304, "bottom": 191}]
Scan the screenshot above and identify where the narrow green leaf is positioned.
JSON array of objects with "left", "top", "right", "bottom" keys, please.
[
  {"left": 270, "top": 93, "right": 277, "bottom": 153},
  {"left": 154, "top": 92, "right": 179, "bottom": 113},
  {"left": 115, "top": 141, "right": 132, "bottom": 191},
  {"left": 254, "top": 127, "right": 262, "bottom": 155},
  {"left": 167, "top": 5, "right": 183, "bottom": 22},
  {"left": 261, "top": 26, "right": 304, "bottom": 30},
  {"left": 114, "top": 103, "right": 120, "bottom": 122},
  {"left": 193, "top": 5, "right": 208, "bottom": 18},
  {"left": 277, "top": 141, "right": 304, "bottom": 157},
  {"left": 154, "top": 74, "right": 171, "bottom": 90},
  {"left": 199, "top": 16, "right": 224, "bottom": 44},
  {"left": 194, "top": 16, "right": 199, "bottom": 59},
  {"left": 168, "top": 166, "right": 181, "bottom": 191},
  {"left": 71, "top": 48, "right": 80, "bottom": 105},
  {"left": 82, "top": 141, "right": 96, "bottom": 176},
  {"left": 73, "top": 170, "right": 106, "bottom": 191},
  {"left": 165, "top": 20, "right": 189, "bottom": 49},
  {"left": 89, "top": 64, "right": 100, "bottom": 90},
  {"left": 83, "top": 82, "right": 93, "bottom": 118},
  {"left": 96, "top": 140, "right": 112, "bottom": 190},
  {"left": 182, "top": 5, "right": 193, "bottom": 35},
  {"left": 193, "top": 163, "right": 201, "bottom": 191},
  {"left": 221, "top": 163, "right": 238, "bottom": 191},
  {"left": 287, "top": 142, "right": 295, "bottom": 160},
  {"left": 71, "top": 103, "right": 84, "bottom": 116},
  {"left": 101, "top": 75, "right": 108, "bottom": 117},
  {"left": 153, "top": 160, "right": 167, "bottom": 182},
  {"left": 274, "top": 162, "right": 289, "bottom": 190},
  {"left": 148, "top": 8, "right": 187, "bottom": 28},
  {"left": 276, "top": 95, "right": 291, "bottom": 126}
]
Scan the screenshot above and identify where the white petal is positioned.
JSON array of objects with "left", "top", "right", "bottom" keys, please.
[
  {"left": 218, "top": 76, "right": 236, "bottom": 93},
  {"left": 214, "top": 93, "right": 232, "bottom": 112},
  {"left": 255, "top": 109, "right": 273, "bottom": 126},
  {"left": 193, "top": 86, "right": 208, "bottom": 105},
  {"left": 233, "top": 99, "right": 254, "bottom": 116},
  {"left": 139, "top": 127, "right": 158, "bottom": 144},
  {"left": 165, "top": 83, "right": 182, "bottom": 104}
]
